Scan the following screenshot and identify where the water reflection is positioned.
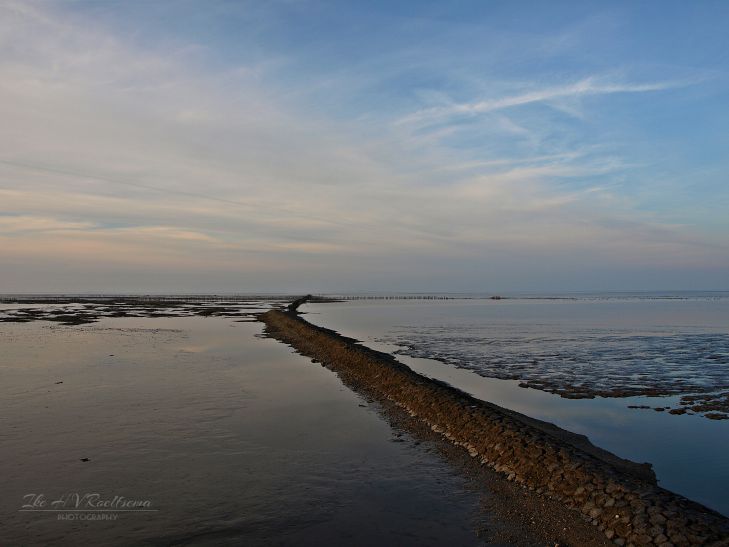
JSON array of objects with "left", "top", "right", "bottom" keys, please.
[{"left": 1, "top": 316, "right": 483, "bottom": 546}]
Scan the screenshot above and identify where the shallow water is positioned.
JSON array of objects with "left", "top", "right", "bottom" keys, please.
[
  {"left": 303, "top": 295, "right": 729, "bottom": 516},
  {"left": 1, "top": 315, "right": 484, "bottom": 546}
]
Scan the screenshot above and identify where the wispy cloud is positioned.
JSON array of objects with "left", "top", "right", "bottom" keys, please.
[
  {"left": 398, "top": 76, "right": 696, "bottom": 127},
  {"left": 0, "top": 215, "right": 94, "bottom": 233}
]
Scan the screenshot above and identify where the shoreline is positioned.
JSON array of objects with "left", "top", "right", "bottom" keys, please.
[{"left": 260, "top": 307, "right": 729, "bottom": 546}]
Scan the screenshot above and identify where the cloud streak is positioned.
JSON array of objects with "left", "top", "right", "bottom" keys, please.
[{"left": 398, "top": 76, "right": 696, "bottom": 126}]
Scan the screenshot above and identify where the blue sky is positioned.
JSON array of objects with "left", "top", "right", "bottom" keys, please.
[{"left": 1, "top": 1, "right": 728, "bottom": 292}]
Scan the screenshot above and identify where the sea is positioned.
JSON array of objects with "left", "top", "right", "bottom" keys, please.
[
  {"left": 303, "top": 291, "right": 729, "bottom": 516},
  {"left": 1, "top": 291, "right": 727, "bottom": 546},
  {"left": 0, "top": 304, "right": 483, "bottom": 546}
]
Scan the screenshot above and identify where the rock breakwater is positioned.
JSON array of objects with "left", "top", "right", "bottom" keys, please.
[{"left": 260, "top": 308, "right": 729, "bottom": 546}]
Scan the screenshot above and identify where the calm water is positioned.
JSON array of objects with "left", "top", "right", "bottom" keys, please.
[
  {"left": 304, "top": 294, "right": 729, "bottom": 516},
  {"left": 1, "top": 314, "right": 485, "bottom": 546}
]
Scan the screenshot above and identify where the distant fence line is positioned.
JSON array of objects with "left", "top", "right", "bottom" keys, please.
[{"left": 322, "top": 295, "right": 487, "bottom": 301}]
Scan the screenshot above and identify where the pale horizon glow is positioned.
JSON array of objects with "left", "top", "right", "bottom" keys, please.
[{"left": 1, "top": 1, "right": 728, "bottom": 293}]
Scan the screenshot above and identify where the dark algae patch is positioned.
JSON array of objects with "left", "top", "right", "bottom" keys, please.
[
  {"left": 0, "top": 295, "right": 330, "bottom": 325},
  {"left": 260, "top": 305, "right": 729, "bottom": 547},
  {"left": 677, "top": 392, "right": 729, "bottom": 420}
]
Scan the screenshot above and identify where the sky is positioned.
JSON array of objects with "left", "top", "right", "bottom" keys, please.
[{"left": 1, "top": 0, "right": 728, "bottom": 293}]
